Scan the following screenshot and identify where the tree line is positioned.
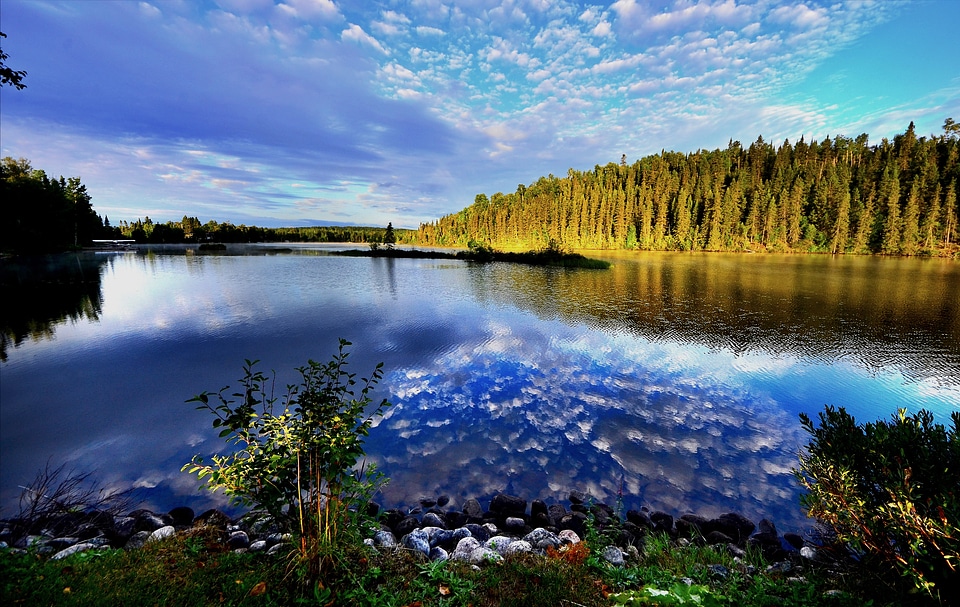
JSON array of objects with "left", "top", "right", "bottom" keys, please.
[
  {"left": 1, "top": 157, "right": 117, "bottom": 254},
  {"left": 417, "top": 120, "right": 960, "bottom": 257},
  {"left": 111, "top": 218, "right": 413, "bottom": 246}
]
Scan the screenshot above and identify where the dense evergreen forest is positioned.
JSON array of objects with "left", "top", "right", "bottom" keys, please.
[
  {"left": 1, "top": 157, "right": 118, "bottom": 253},
  {"left": 418, "top": 121, "right": 960, "bottom": 257}
]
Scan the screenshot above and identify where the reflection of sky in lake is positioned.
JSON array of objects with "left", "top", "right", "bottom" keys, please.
[
  {"left": 370, "top": 307, "right": 959, "bottom": 532},
  {"left": 2, "top": 249, "right": 958, "bottom": 533}
]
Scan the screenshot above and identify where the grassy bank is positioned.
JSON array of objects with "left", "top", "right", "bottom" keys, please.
[{"left": 2, "top": 528, "right": 877, "bottom": 607}]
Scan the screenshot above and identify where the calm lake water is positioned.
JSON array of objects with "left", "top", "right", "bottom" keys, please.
[{"left": 2, "top": 245, "right": 958, "bottom": 532}]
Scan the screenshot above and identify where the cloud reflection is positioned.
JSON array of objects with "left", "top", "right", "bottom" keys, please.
[{"left": 370, "top": 318, "right": 808, "bottom": 530}]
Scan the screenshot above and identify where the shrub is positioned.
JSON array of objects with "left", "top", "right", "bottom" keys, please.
[
  {"left": 795, "top": 406, "right": 959, "bottom": 602},
  {"left": 183, "top": 339, "right": 390, "bottom": 574}
]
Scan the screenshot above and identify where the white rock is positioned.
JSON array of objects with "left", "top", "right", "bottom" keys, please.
[
  {"left": 51, "top": 542, "right": 98, "bottom": 561},
  {"left": 147, "top": 526, "right": 176, "bottom": 543}
]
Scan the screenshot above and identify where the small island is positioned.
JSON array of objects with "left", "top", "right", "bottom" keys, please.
[{"left": 332, "top": 241, "right": 612, "bottom": 270}]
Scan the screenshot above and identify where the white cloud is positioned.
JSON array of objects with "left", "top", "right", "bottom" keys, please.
[
  {"left": 276, "top": 0, "right": 339, "bottom": 21},
  {"left": 591, "top": 20, "right": 612, "bottom": 37},
  {"left": 342, "top": 23, "right": 389, "bottom": 54}
]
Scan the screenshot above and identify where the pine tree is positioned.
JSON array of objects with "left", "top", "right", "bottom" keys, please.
[
  {"left": 881, "top": 167, "right": 902, "bottom": 255},
  {"left": 900, "top": 180, "right": 921, "bottom": 255},
  {"left": 830, "top": 186, "right": 850, "bottom": 254}
]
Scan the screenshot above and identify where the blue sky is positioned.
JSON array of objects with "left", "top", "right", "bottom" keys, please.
[{"left": 1, "top": 0, "right": 958, "bottom": 228}]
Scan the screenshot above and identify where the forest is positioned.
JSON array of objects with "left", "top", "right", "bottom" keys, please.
[
  {"left": 4, "top": 121, "right": 958, "bottom": 257},
  {"left": 1, "top": 157, "right": 117, "bottom": 253},
  {"left": 418, "top": 120, "right": 960, "bottom": 257},
  {"left": 109, "top": 219, "right": 413, "bottom": 247}
]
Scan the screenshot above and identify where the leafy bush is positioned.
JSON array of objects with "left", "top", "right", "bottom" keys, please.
[
  {"left": 795, "top": 406, "right": 959, "bottom": 602},
  {"left": 183, "top": 339, "right": 391, "bottom": 574}
]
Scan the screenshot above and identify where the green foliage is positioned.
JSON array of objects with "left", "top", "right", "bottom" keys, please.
[
  {"left": 610, "top": 583, "right": 726, "bottom": 606},
  {"left": 796, "top": 406, "right": 960, "bottom": 602},
  {"left": 1, "top": 157, "right": 116, "bottom": 253},
  {"left": 0, "top": 31, "right": 27, "bottom": 90},
  {"left": 182, "top": 340, "right": 391, "bottom": 574},
  {"left": 383, "top": 222, "right": 396, "bottom": 248},
  {"left": 0, "top": 533, "right": 295, "bottom": 606},
  {"left": 417, "top": 123, "right": 960, "bottom": 257}
]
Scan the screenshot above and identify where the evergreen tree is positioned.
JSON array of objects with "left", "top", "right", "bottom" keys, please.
[{"left": 881, "top": 167, "right": 902, "bottom": 255}]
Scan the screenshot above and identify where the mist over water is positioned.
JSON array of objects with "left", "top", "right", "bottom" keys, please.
[{"left": 2, "top": 246, "right": 958, "bottom": 532}]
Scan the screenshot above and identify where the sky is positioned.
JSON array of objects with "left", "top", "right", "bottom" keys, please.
[{"left": 1, "top": 0, "right": 958, "bottom": 229}]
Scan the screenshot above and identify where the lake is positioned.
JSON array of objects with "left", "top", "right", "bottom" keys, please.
[{"left": 2, "top": 245, "right": 958, "bottom": 532}]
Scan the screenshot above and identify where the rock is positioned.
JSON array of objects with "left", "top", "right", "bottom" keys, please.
[
  {"left": 429, "top": 546, "right": 448, "bottom": 562},
  {"left": 419, "top": 497, "right": 437, "bottom": 509},
  {"left": 548, "top": 504, "right": 567, "bottom": 525},
  {"left": 249, "top": 540, "right": 268, "bottom": 552},
  {"left": 471, "top": 547, "right": 502, "bottom": 564},
  {"left": 113, "top": 516, "right": 137, "bottom": 540},
  {"left": 766, "top": 561, "right": 794, "bottom": 575},
  {"left": 437, "top": 495, "right": 450, "bottom": 508},
  {"left": 365, "top": 502, "right": 380, "bottom": 518},
  {"left": 800, "top": 546, "right": 818, "bottom": 561},
  {"left": 726, "top": 543, "right": 747, "bottom": 559},
  {"left": 124, "top": 530, "right": 151, "bottom": 550},
  {"left": 373, "top": 530, "right": 398, "bottom": 549},
  {"left": 485, "top": 535, "right": 515, "bottom": 555},
  {"left": 450, "top": 536, "right": 482, "bottom": 561},
  {"left": 51, "top": 542, "right": 98, "bottom": 561},
  {"left": 394, "top": 516, "right": 420, "bottom": 538},
  {"left": 422, "top": 512, "right": 446, "bottom": 529},
  {"left": 226, "top": 530, "right": 250, "bottom": 550},
  {"left": 193, "top": 509, "right": 232, "bottom": 529},
  {"left": 45, "top": 537, "right": 80, "bottom": 552},
  {"left": 381, "top": 509, "right": 405, "bottom": 531},
  {"left": 677, "top": 514, "right": 710, "bottom": 538},
  {"left": 713, "top": 513, "right": 755, "bottom": 544},
  {"left": 489, "top": 493, "right": 526, "bottom": 517},
  {"left": 465, "top": 523, "right": 490, "bottom": 543},
  {"left": 167, "top": 506, "right": 195, "bottom": 527},
  {"left": 559, "top": 512, "right": 586, "bottom": 536},
  {"left": 708, "top": 564, "right": 729, "bottom": 579},
  {"left": 504, "top": 540, "right": 532, "bottom": 555},
  {"left": 568, "top": 490, "right": 589, "bottom": 505},
  {"left": 558, "top": 529, "right": 581, "bottom": 544},
  {"left": 649, "top": 511, "right": 674, "bottom": 533},
  {"left": 446, "top": 511, "right": 469, "bottom": 529},
  {"left": 601, "top": 546, "right": 625, "bottom": 567},
  {"left": 462, "top": 498, "right": 484, "bottom": 521},
  {"left": 704, "top": 531, "right": 733, "bottom": 545},
  {"left": 75, "top": 523, "right": 103, "bottom": 541},
  {"left": 134, "top": 512, "right": 168, "bottom": 533},
  {"left": 524, "top": 528, "right": 560, "bottom": 551},
  {"left": 401, "top": 530, "right": 431, "bottom": 559},
  {"left": 148, "top": 526, "right": 177, "bottom": 543},
  {"left": 503, "top": 517, "right": 526, "bottom": 534},
  {"left": 625, "top": 509, "right": 652, "bottom": 530},
  {"left": 431, "top": 528, "right": 470, "bottom": 550},
  {"left": 783, "top": 533, "right": 804, "bottom": 550},
  {"left": 266, "top": 542, "right": 284, "bottom": 555}
]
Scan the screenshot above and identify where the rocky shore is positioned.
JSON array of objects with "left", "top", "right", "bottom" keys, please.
[{"left": 0, "top": 490, "right": 814, "bottom": 572}]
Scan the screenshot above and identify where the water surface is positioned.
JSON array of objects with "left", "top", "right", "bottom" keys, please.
[{"left": 2, "top": 246, "right": 957, "bottom": 532}]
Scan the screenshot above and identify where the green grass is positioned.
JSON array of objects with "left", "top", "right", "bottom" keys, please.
[{"left": 1, "top": 530, "right": 895, "bottom": 607}]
